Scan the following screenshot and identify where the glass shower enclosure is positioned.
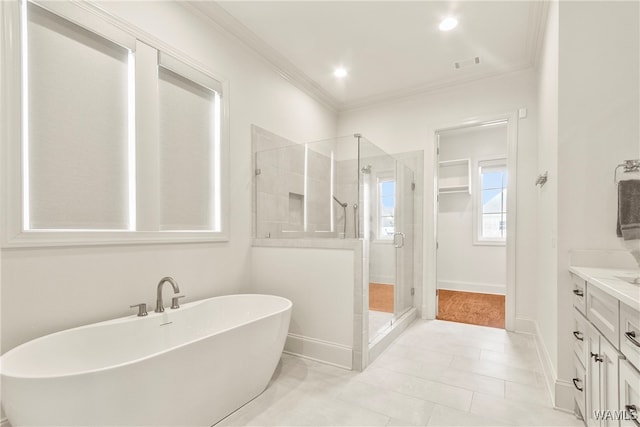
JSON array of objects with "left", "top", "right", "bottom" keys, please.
[
  {"left": 359, "top": 138, "right": 415, "bottom": 342},
  {"left": 253, "top": 129, "right": 416, "bottom": 357}
]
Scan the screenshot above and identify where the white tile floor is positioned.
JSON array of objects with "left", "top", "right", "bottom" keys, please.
[{"left": 217, "top": 320, "right": 583, "bottom": 426}]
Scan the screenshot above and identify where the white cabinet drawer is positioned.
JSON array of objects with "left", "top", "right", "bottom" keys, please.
[
  {"left": 587, "top": 284, "right": 620, "bottom": 348},
  {"left": 574, "top": 308, "right": 588, "bottom": 367},
  {"left": 620, "top": 302, "right": 640, "bottom": 372},
  {"left": 573, "top": 274, "right": 588, "bottom": 315},
  {"left": 619, "top": 359, "right": 640, "bottom": 427},
  {"left": 574, "top": 356, "right": 587, "bottom": 423}
]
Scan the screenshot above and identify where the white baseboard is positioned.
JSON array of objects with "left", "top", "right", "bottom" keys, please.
[
  {"left": 532, "top": 318, "right": 558, "bottom": 408},
  {"left": 515, "top": 316, "right": 537, "bottom": 334},
  {"left": 437, "top": 279, "right": 506, "bottom": 295},
  {"left": 529, "top": 318, "right": 574, "bottom": 412},
  {"left": 370, "top": 277, "right": 394, "bottom": 285},
  {"left": 554, "top": 379, "right": 575, "bottom": 412},
  {"left": 283, "top": 333, "right": 352, "bottom": 370}
]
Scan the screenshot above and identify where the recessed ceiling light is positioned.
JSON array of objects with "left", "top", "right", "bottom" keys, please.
[
  {"left": 334, "top": 67, "right": 348, "bottom": 78},
  {"left": 439, "top": 17, "right": 458, "bottom": 32}
]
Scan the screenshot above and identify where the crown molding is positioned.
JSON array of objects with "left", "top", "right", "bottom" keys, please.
[
  {"left": 338, "top": 63, "right": 534, "bottom": 113},
  {"left": 186, "top": 1, "right": 545, "bottom": 114},
  {"left": 528, "top": 0, "right": 550, "bottom": 70},
  {"left": 184, "top": 1, "right": 339, "bottom": 113}
]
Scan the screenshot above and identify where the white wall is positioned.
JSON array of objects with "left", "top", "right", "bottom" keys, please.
[
  {"left": 437, "top": 125, "right": 507, "bottom": 295},
  {"left": 338, "top": 69, "right": 539, "bottom": 323},
  {"left": 250, "top": 246, "right": 355, "bottom": 368},
  {"left": 554, "top": 0, "right": 640, "bottom": 408},
  {"left": 533, "top": 1, "right": 639, "bottom": 410},
  {"left": 534, "top": 0, "right": 560, "bottom": 405},
  {"left": 1, "top": 1, "right": 337, "bottom": 355},
  {"left": 369, "top": 242, "right": 395, "bottom": 284}
]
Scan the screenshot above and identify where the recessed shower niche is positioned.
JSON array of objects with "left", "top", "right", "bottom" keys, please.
[{"left": 287, "top": 192, "right": 304, "bottom": 231}]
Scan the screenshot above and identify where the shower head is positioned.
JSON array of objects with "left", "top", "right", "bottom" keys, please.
[
  {"left": 361, "top": 165, "right": 372, "bottom": 174},
  {"left": 332, "top": 195, "right": 348, "bottom": 208}
]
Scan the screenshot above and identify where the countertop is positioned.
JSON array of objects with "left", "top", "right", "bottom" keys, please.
[{"left": 569, "top": 266, "right": 640, "bottom": 311}]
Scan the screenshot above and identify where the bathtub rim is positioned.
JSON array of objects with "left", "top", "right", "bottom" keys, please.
[{"left": 0, "top": 293, "right": 292, "bottom": 380}]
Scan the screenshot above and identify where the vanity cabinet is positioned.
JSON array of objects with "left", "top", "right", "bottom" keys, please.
[
  {"left": 620, "top": 303, "right": 640, "bottom": 370},
  {"left": 570, "top": 268, "right": 640, "bottom": 427},
  {"left": 574, "top": 274, "right": 588, "bottom": 315},
  {"left": 619, "top": 302, "right": 640, "bottom": 427},
  {"left": 574, "top": 312, "right": 589, "bottom": 367},
  {"left": 587, "top": 285, "right": 620, "bottom": 348},
  {"left": 572, "top": 307, "right": 622, "bottom": 427},
  {"left": 586, "top": 322, "right": 623, "bottom": 427},
  {"left": 619, "top": 359, "right": 640, "bottom": 427}
]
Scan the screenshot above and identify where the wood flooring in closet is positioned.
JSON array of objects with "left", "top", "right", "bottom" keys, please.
[{"left": 436, "top": 289, "right": 505, "bottom": 329}]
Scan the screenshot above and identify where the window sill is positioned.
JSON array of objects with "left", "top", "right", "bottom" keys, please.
[
  {"left": 373, "top": 239, "right": 395, "bottom": 244},
  {"left": 2, "top": 230, "right": 229, "bottom": 248},
  {"left": 472, "top": 239, "right": 506, "bottom": 247}
]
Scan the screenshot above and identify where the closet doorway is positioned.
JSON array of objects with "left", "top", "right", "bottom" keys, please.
[{"left": 434, "top": 115, "right": 517, "bottom": 330}]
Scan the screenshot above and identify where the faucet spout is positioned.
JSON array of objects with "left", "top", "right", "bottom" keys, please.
[{"left": 155, "top": 277, "right": 180, "bottom": 313}]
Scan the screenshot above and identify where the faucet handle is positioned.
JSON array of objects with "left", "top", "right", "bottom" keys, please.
[
  {"left": 130, "top": 303, "right": 148, "bottom": 317},
  {"left": 171, "top": 295, "right": 185, "bottom": 310}
]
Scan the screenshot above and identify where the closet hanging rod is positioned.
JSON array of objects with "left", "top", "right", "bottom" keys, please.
[{"left": 614, "top": 159, "right": 640, "bottom": 183}]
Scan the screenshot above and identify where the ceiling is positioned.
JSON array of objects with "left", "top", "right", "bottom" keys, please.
[{"left": 190, "top": 1, "right": 546, "bottom": 111}]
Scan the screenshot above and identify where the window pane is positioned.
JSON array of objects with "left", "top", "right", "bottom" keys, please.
[
  {"left": 482, "top": 189, "right": 505, "bottom": 214},
  {"left": 502, "top": 189, "right": 508, "bottom": 212},
  {"left": 478, "top": 159, "right": 506, "bottom": 242},
  {"left": 380, "top": 203, "right": 394, "bottom": 217},
  {"left": 158, "top": 67, "right": 218, "bottom": 231},
  {"left": 380, "top": 181, "right": 395, "bottom": 198},
  {"left": 482, "top": 214, "right": 506, "bottom": 239},
  {"left": 379, "top": 179, "right": 395, "bottom": 239},
  {"left": 482, "top": 171, "right": 505, "bottom": 189},
  {"left": 27, "top": 4, "right": 130, "bottom": 230},
  {"left": 380, "top": 216, "right": 395, "bottom": 238}
]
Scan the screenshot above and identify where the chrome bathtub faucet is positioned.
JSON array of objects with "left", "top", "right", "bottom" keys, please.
[{"left": 155, "top": 277, "right": 180, "bottom": 313}]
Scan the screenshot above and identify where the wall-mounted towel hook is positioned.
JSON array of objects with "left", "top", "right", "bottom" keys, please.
[{"left": 535, "top": 172, "right": 548, "bottom": 188}]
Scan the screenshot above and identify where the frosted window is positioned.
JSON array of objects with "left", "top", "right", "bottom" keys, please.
[
  {"left": 26, "top": 4, "right": 130, "bottom": 230},
  {"left": 158, "top": 67, "right": 218, "bottom": 231}
]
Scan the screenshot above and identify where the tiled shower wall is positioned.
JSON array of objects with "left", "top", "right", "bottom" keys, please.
[
  {"left": 252, "top": 125, "right": 360, "bottom": 239},
  {"left": 255, "top": 144, "right": 336, "bottom": 238}
]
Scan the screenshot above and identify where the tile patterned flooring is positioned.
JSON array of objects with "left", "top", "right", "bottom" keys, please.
[{"left": 217, "top": 320, "right": 583, "bottom": 426}]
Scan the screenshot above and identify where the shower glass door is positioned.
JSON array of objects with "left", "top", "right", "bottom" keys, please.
[
  {"left": 360, "top": 138, "right": 414, "bottom": 343},
  {"left": 394, "top": 160, "right": 414, "bottom": 320}
]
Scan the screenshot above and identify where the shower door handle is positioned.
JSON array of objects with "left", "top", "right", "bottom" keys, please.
[{"left": 393, "top": 232, "right": 405, "bottom": 248}]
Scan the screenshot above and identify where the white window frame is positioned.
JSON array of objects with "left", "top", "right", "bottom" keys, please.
[
  {"left": 473, "top": 156, "right": 507, "bottom": 246},
  {"left": 375, "top": 171, "right": 396, "bottom": 241},
  {"left": 1, "top": 0, "right": 230, "bottom": 247}
]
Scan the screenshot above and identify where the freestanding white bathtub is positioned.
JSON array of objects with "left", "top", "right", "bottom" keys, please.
[{"left": 1, "top": 294, "right": 292, "bottom": 427}]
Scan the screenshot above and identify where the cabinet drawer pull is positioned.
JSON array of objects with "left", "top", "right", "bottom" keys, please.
[
  {"left": 590, "top": 352, "right": 603, "bottom": 362},
  {"left": 572, "top": 378, "right": 583, "bottom": 392},
  {"left": 625, "top": 405, "right": 639, "bottom": 427},
  {"left": 573, "top": 331, "right": 584, "bottom": 341},
  {"left": 625, "top": 331, "right": 640, "bottom": 348},
  {"left": 573, "top": 289, "right": 584, "bottom": 297}
]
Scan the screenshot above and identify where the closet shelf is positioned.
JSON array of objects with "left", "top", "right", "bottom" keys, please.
[
  {"left": 439, "top": 185, "right": 470, "bottom": 194},
  {"left": 438, "top": 158, "right": 471, "bottom": 195}
]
